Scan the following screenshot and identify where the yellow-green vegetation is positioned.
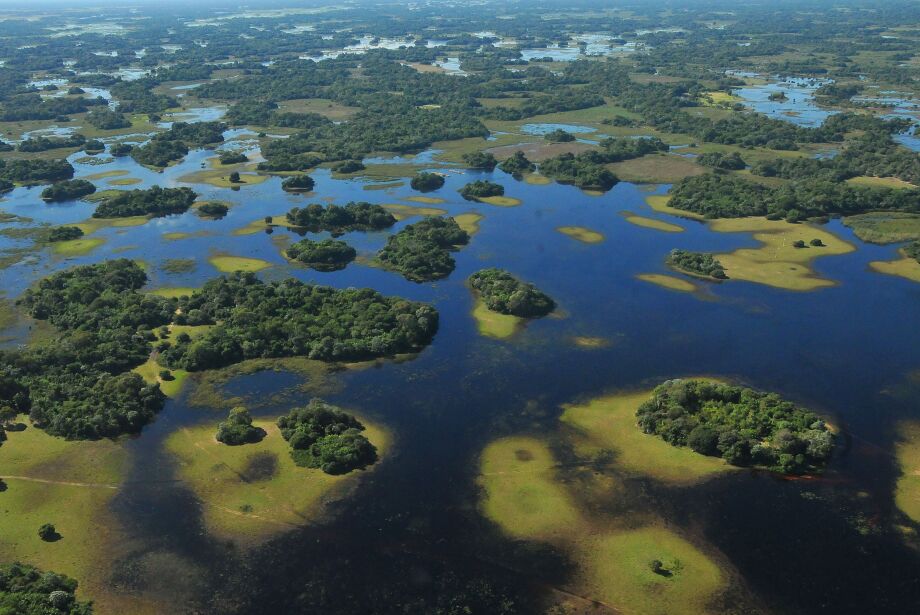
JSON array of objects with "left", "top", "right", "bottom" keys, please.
[
  {"left": 75, "top": 216, "right": 149, "bottom": 236},
  {"left": 636, "top": 273, "right": 698, "bottom": 292},
  {"left": 846, "top": 176, "right": 916, "bottom": 190},
  {"left": 560, "top": 388, "right": 730, "bottom": 483},
  {"left": 82, "top": 170, "right": 129, "bottom": 181},
  {"left": 82, "top": 189, "right": 123, "bottom": 203},
  {"left": 557, "top": 226, "right": 604, "bottom": 244},
  {"left": 622, "top": 212, "right": 685, "bottom": 233},
  {"left": 107, "top": 177, "right": 143, "bottom": 186},
  {"left": 645, "top": 195, "right": 705, "bottom": 220},
  {"left": 523, "top": 173, "right": 552, "bottom": 185},
  {"left": 608, "top": 155, "right": 707, "bottom": 184},
  {"left": 276, "top": 98, "right": 359, "bottom": 121},
  {"left": 209, "top": 255, "right": 272, "bottom": 273},
  {"left": 478, "top": 436, "right": 581, "bottom": 540},
  {"left": 702, "top": 90, "right": 743, "bottom": 105},
  {"left": 404, "top": 195, "right": 446, "bottom": 204},
  {"left": 382, "top": 203, "right": 447, "bottom": 220},
  {"left": 454, "top": 212, "right": 483, "bottom": 236},
  {"left": 163, "top": 418, "right": 388, "bottom": 544},
  {"left": 179, "top": 167, "right": 270, "bottom": 188},
  {"left": 133, "top": 358, "right": 189, "bottom": 397},
  {"left": 363, "top": 181, "right": 404, "bottom": 191},
  {"left": 895, "top": 420, "right": 920, "bottom": 523},
  {"left": 477, "top": 195, "right": 522, "bottom": 207},
  {"left": 51, "top": 237, "right": 104, "bottom": 256},
  {"left": 579, "top": 527, "right": 726, "bottom": 615},
  {"left": 572, "top": 336, "right": 610, "bottom": 348},
  {"left": 432, "top": 132, "right": 535, "bottom": 164},
  {"left": 148, "top": 286, "right": 199, "bottom": 299},
  {"left": 0, "top": 425, "right": 130, "bottom": 608},
  {"left": 710, "top": 217, "right": 855, "bottom": 291},
  {"left": 843, "top": 212, "right": 920, "bottom": 244},
  {"left": 471, "top": 298, "right": 523, "bottom": 340},
  {"left": 870, "top": 250, "right": 920, "bottom": 283}
]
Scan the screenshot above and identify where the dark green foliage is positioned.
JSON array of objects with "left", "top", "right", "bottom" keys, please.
[
  {"left": 40, "top": 180, "right": 95, "bottom": 202},
  {"left": 218, "top": 151, "right": 248, "bottom": 165},
  {"left": 0, "top": 159, "right": 74, "bottom": 184},
  {"left": 159, "top": 273, "right": 439, "bottom": 370},
  {"left": 697, "top": 151, "right": 746, "bottom": 170},
  {"left": 0, "top": 179, "right": 12, "bottom": 194},
  {"left": 277, "top": 399, "right": 377, "bottom": 474},
  {"left": 462, "top": 151, "right": 497, "bottom": 171},
  {"left": 636, "top": 379, "right": 835, "bottom": 474},
  {"left": 18, "top": 134, "right": 86, "bottom": 153},
  {"left": 46, "top": 226, "right": 84, "bottom": 242},
  {"left": 93, "top": 186, "right": 197, "bottom": 218},
  {"left": 410, "top": 172, "right": 445, "bottom": 192},
  {"left": 229, "top": 172, "right": 241, "bottom": 183},
  {"left": 85, "top": 108, "right": 131, "bottom": 130},
  {"left": 331, "top": 159, "right": 365, "bottom": 174},
  {"left": 377, "top": 216, "right": 470, "bottom": 282},
  {"left": 0, "top": 93, "right": 105, "bottom": 121},
  {"left": 83, "top": 140, "right": 105, "bottom": 154},
  {"left": 666, "top": 249, "right": 727, "bottom": 279},
  {"left": 110, "top": 80, "right": 177, "bottom": 114},
  {"left": 0, "top": 562, "right": 92, "bottom": 614},
  {"left": 544, "top": 128, "right": 575, "bottom": 142},
  {"left": 468, "top": 268, "right": 555, "bottom": 317},
  {"left": 538, "top": 152, "right": 618, "bottom": 191},
  {"left": 38, "top": 524, "right": 58, "bottom": 542},
  {"left": 110, "top": 143, "right": 133, "bottom": 157},
  {"left": 497, "top": 151, "right": 534, "bottom": 177},
  {"left": 906, "top": 241, "right": 920, "bottom": 263},
  {"left": 597, "top": 137, "right": 668, "bottom": 162},
  {"left": 281, "top": 174, "right": 315, "bottom": 192},
  {"left": 197, "top": 202, "right": 229, "bottom": 218},
  {"left": 159, "top": 122, "right": 226, "bottom": 147},
  {"left": 285, "top": 202, "right": 396, "bottom": 234},
  {"left": 459, "top": 180, "right": 504, "bottom": 200},
  {"left": 130, "top": 139, "right": 188, "bottom": 167},
  {"left": 216, "top": 407, "right": 266, "bottom": 445},
  {"left": 286, "top": 238, "right": 356, "bottom": 271}
]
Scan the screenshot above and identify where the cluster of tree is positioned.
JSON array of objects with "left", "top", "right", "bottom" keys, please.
[
  {"left": 538, "top": 152, "right": 618, "bottom": 191},
  {"left": 331, "top": 159, "right": 365, "bottom": 174},
  {"left": 462, "top": 151, "right": 498, "bottom": 171},
  {"left": 544, "top": 128, "right": 575, "bottom": 142},
  {"left": 596, "top": 136, "right": 669, "bottom": 162},
  {"left": 459, "top": 180, "right": 504, "bottom": 200},
  {"left": 216, "top": 406, "right": 266, "bottom": 445},
  {"left": 285, "top": 202, "right": 396, "bottom": 235},
  {"left": 84, "top": 139, "right": 105, "bottom": 154},
  {"left": 482, "top": 88, "right": 605, "bottom": 121},
  {"left": 906, "top": 241, "right": 920, "bottom": 264},
  {"left": 636, "top": 379, "right": 835, "bottom": 474},
  {"left": 218, "top": 151, "right": 248, "bottom": 165},
  {"left": 286, "top": 238, "right": 357, "bottom": 271},
  {"left": 18, "top": 133, "right": 86, "bottom": 153},
  {"left": 158, "top": 273, "right": 439, "bottom": 369},
  {"left": 0, "top": 92, "right": 106, "bottom": 121},
  {"left": 277, "top": 398, "right": 377, "bottom": 474},
  {"left": 85, "top": 108, "right": 131, "bottom": 130},
  {"left": 8, "top": 260, "right": 171, "bottom": 439},
  {"left": 668, "top": 172, "right": 920, "bottom": 220},
  {"left": 197, "top": 202, "right": 228, "bottom": 218},
  {"left": 131, "top": 121, "right": 226, "bottom": 167},
  {"left": 130, "top": 139, "right": 188, "bottom": 168},
  {"left": 110, "top": 80, "right": 177, "bottom": 114},
  {"left": 377, "top": 216, "right": 470, "bottom": 282},
  {"left": 40, "top": 179, "right": 96, "bottom": 202},
  {"left": 0, "top": 562, "right": 93, "bottom": 614},
  {"left": 410, "top": 172, "right": 445, "bottom": 192},
  {"left": 93, "top": 186, "right": 197, "bottom": 219},
  {"left": 281, "top": 175, "right": 315, "bottom": 192},
  {"left": 666, "top": 249, "right": 727, "bottom": 279},
  {"left": 697, "top": 151, "right": 746, "bottom": 170},
  {"left": 46, "top": 226, "right": 84, "bottom": 242},
  {"left": 225, "top": 101, "right": 333, "bottom": 130},
  {"left": 498, "top": 151, "right": 535, "bottom": 178},
  {"left": 468, "top": 268, "right": 555, "bottom": 317},
  {"left": 110, "top": 143, "right": 133, "bottom": 157},
  {"left": 0, "top": 159, "right": 74, "bottom": 184}
]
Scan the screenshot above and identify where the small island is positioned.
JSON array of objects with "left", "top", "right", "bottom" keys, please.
[
  {"left": 459, "top": 179, "right": 504, "bottom": 200},
  {"left": 277, "top": 398, "right": 378, "bottom": 474},
  {"left": 377, "top": 216, "right": 470, "bottom": 281},
  {"left": 462, "top": 151, "right": 498, "bottom": 171},
  {"left": 544, "top": 128, "right": 576, "bottom": 142},
  {"left": 285, "top": 237, "right": 357, "bottom": 271},
  {"left": 46, "top": 226, "right": 85, "bottom": 242},
  {"left": 498, "top": 151, "right": 535, "bottom": 178},
  {"left": 93, "top": 186, "right": 198, "bottom": 218},
  {"left": 468, "top": 268, "right": 556, "bottom": 318},
  {"left": 636, "top": 379, "right": 834, "bottom": 474},
  {"left": 666, "top": 249, "right": 727, "bottom": 279},
  {"left": 0, "top": 562, "right": 92, "bottom": 614},
  {"left": 197, "top": 201, "right": 229, "bottom": 218},
  {"left": 285, "top": 202, "right": 396, "bottom": 234},
  {"left": 281, "top": 174, "right": 315, "bottom": 192},
  {"left": 410, "top": 171, "right": 445, "bottom": 192},
  {"left": 41, "top": 179, "right": 97, "bottom": 202}
]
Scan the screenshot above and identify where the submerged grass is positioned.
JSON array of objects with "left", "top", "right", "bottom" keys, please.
[
  {"left": 556, "top": 226, "right": 604, "bottom": 244},
  {"left": 636, "top": 273, "right": 698, "bottom": 292},
  {"left": 869, "top": 250, "right": 920, "bottom": 284}
]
